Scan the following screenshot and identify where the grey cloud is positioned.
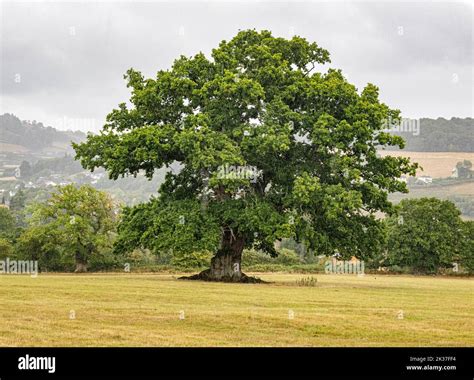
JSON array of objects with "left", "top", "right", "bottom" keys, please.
[{"left": 0, "top": 1, "right": 472, "bottom": 132}]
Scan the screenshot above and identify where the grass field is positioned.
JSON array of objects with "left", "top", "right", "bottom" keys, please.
[
  {"left": 0, "top": 142, "right": 30, "bottom": 153},
  {"left": 378, "top": 151, "right": 474, "bottom": 178},
  {"left": 387, "top": 179, "right": 474, "bottom": 220},
  {"left": 389, "top": 180, "right": 474, "bottom": 201},
  {"left": 0, "top": 273, "right": 472, "bottom": 347}
]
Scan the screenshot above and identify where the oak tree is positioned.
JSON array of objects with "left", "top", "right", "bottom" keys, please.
[{"left": 74, "top": 30, "right": 418, "bottom": 282}]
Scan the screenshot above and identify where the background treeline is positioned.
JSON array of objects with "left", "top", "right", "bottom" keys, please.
[
  {"left": 2, "top": 114, "right": 473, "bottom": 153},
  {"left": 0, "top": 113, "right": 85, "bottom": 152},
  {"left": 387, "top": 117, "right": 474, "bottom": 152},
  {"left": 1, "top": 185, "right": 472, "bottom": 275}
]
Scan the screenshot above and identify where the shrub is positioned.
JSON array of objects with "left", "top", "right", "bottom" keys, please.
[
  {"left": 88, "top": 249, "right": 123, "bottom": 271},
  {"left": 296, "top": 276, "right": 318, "bottom": 286},
  {"left": 242, "top": 248, "right": 301, "bottom": 266},
  {"left": 171, "top": 251, "right": 213, "bottom": 269}
]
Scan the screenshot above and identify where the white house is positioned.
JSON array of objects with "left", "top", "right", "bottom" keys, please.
[{"left": 415, "top": 176, "right": 432, "bottom": 185}]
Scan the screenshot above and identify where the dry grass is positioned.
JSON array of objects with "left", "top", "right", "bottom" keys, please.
[
  {"left": 0, "top": 273, "right": 472, "bottom": 347},
  {"left": 0, "top": 143, "right": 30, "bottom": 153},
  {"left": 390, "top": 181, "right": 474, "bottom": 200},
  {"left": 378, "top": 151, "right": 474, "bottom": 178}
]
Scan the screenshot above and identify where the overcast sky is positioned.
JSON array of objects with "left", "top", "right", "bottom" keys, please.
[{"left": 0, "top": 0, "right": 472, "bottom": 132}]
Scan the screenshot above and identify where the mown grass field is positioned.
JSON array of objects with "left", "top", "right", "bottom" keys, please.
[
  {"left": 0, "top": 273, "right": 472, "bottom": 346},
  {"left": 378, "top": 151, "right": 474, "bottom": 178}
]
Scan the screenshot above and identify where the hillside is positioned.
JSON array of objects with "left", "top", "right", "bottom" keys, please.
[
  {"left": 378, "top": 151, "right": 474, "bottom": 178},
  {"left": 1, "top": 114, "right": 473, "bottom": 212},
  {"left": 2, "top": 114, "right": 472, "bottom": 155},
  {"left": 0, "top": 113, "right": 86, "bottom": 154},
  {"left": 386, "top": 117, "right": 474, "bottom": 152}
]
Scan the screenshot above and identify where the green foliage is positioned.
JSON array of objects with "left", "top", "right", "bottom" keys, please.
[
  {"left": 74, "top": 30, "right": 418, "bottom": 263},
  {"left": 29, "top": 184, "right": 118, "bottom": 269},
  {"left": 0, "top": 238, "right": 14, "bottom": 259},
  {"left": 87, "top": 249, "right": 123, "bottom": 271},
  {"left": 114, "top": 197, "right": 221, "bottom": 257},
  {"left": 171, "top": 251, "right": 213, "bottom": 269},
  {"left": 15, "top": 225, "right": 72, "bottom": 271},
  {"left": 124, "top": 248, "right": 157, "bottom": 266},
  {"left": 9, "top": 189, "right": 26, "bottom": 212},
  {"left": 460, "top": 221, "right": 474, "bottom": 273},
  {"left": 0, "top": 207, "right": 16, "bottom": 238},
  {"left": 242, "top": 248, "right": 301, "bottom": 266},
  {"left": 385, "top": 198, "right": 464, "bottom": 273},
  {"left": 244, "top": 263, "right": 324, "bottom": 273},
  {"left": 8, "top": 189, "right": 29, "bottom": 229}
]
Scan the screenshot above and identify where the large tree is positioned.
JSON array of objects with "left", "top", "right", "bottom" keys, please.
[{"left": 74, "top": 30, "right": 418, "bottom": 282}]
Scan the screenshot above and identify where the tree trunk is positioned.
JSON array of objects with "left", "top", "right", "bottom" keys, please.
[
  {"left": 181, "top": 229, "right": 263, "bottom": 283},
  {"left": 209, "top": 229, "right": 245, "bottom": 281},
  {"left": 74, "top": 252, "right": 88, "bottom": 273}
]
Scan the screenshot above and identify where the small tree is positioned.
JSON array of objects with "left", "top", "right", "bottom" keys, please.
[
  {"left": 455, "top": 160, "right": 473, "bottom": 178},
  {"left": 460, "top": 221, "right": 474, "bottom": 273},
  {"left": 0, "top": 238, "right": 14, "bottom": 259},
  {"left": 30, "top": 184, "right": 118, "bottom": 272},
  {"left": 9, "top": 188, "right": 26, "bottom": 212},
  {"left": 0, "top": 207, "right": 16, "bottom": 238},
  {"left": 386, "top": 198, "right": 464, "bottom": 273},
  {"left": 19, "top": 160, "right": 33, "bottom": 178}
]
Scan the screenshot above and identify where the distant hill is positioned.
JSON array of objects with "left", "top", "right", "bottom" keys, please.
[
  {"left": 0, "top": 114, "right": 473, "bottom": 209},
  {"left": 387, "top": 117, "right": 474, "bottom": 152},
  {"left": 2, "top": 114, "right": 473, "bottom": 154},
  {"left": 0, "top": 113, "right": 86, "bottom": 154}
]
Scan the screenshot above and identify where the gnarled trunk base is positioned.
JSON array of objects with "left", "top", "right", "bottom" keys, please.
[
  {"left": 74, "top": 252, "right": 88, "bottom": 273},
  {"left": 180, "top": 229, "right": 265, "bottom": 283},
  {"left": 74, "top": 262, "right": 88, "bottom": 273},
  {"left": 180, "top": 268, "right": 264, "bottom": 283}
]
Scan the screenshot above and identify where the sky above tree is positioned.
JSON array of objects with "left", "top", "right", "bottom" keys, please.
[{"left": 0, "top": 0, "right": 472, "bottom": 132}]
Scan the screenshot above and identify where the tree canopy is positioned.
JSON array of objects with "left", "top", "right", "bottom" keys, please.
[
  {"left": 385, "top": 198, "right": 467, "bottom": 273},
  {"left": 74, "top": 30, "right": 418, "bottom": 281},
  {"left": 28, "top": 184, "right": 118, "bottom": 272}
]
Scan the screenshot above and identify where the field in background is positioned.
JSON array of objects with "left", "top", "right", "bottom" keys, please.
[
  {"left": 390, "top": 181, "right": 474, "bottom": 200},
  {"left": 378, "top": 151, "right": 474, "bottom": 178},
  {"left": 0, "top": 273, "right": 472, "bottom": 347},
  {"left": 0, "top": 142, "right": 30, "bottom": 153},
  {"left": 388, "top": 179, "right": 474, "bottom": 220}
]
